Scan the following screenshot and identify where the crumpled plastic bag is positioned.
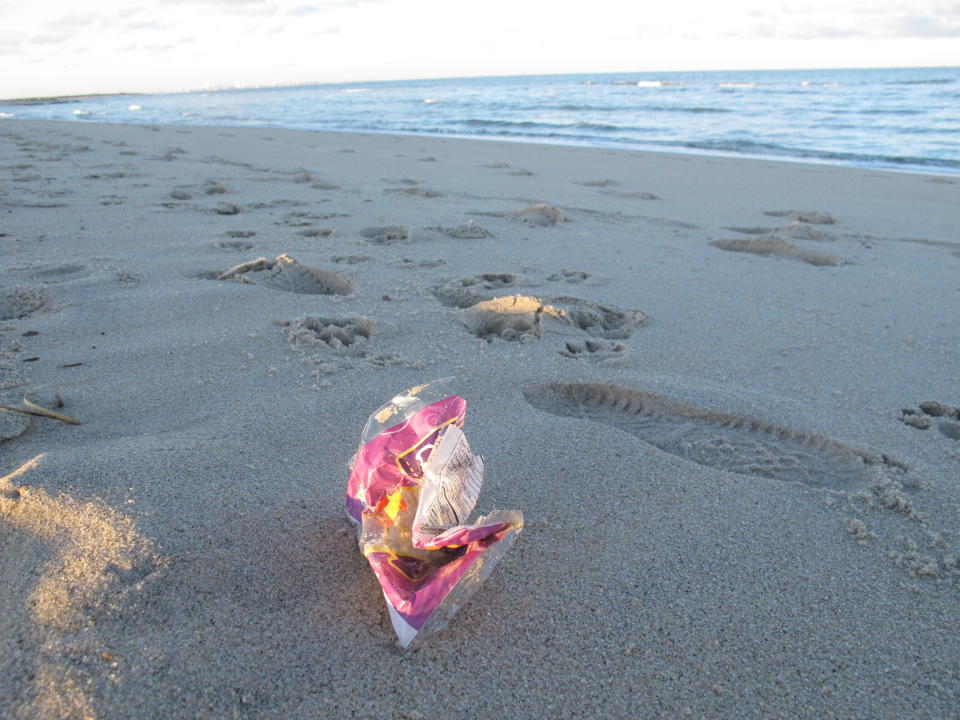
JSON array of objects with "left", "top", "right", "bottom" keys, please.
[{"left": 346, "top": 381, "right": 523, "bottom": 648}]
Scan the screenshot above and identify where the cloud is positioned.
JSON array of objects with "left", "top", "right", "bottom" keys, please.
[
  {"left": 158, "top": 0, "right": 268, "bottom": 4},
  {"left": 288, "top": 4, "right": 321, "bottom": 15},
  {"left": 144, "top": 36, "right": 196, "bottom": 52},
  {"left": 30, "top": 29, "right": 75, "bottom": 45},
  {"left": 287, "top": 0, "right": 387, "bottom": 7},
  {"left": 157, "top": 0, "right": 385, "bottom": 10},
  {"left": 47, "top": 12, "right": 100, "bottom": 28},
  {"left": 0, "top": 0, "right": 23, "bottom": 20},
  {"left": 126, "top": 20, "right": 172, "bottom": 31},
  {"left": 775, "top": 23, "right": 864, "bottom": 39},
  {"left": 117, "top": 6, "right": 151, "bottom": 19},
  {"left": 285, "top": 1, "right": 387, "bottom": 19},
  {"left": 0, "top": 30, "right": 25, "bottom": 55},
  {"left": 151, "top": 0, "right": 292, "bottom": 22},
  {"left": 21, "top": 10, "right": 109, "bottom": 49},
  {"left": 157, "top": 0, "right": 276, "bottom": 9},
  {"left": 887, "top": 11, "right": 960, "bottom": 37},
  {"left": 727, "top": 2, "right": 960, "bottom": 40}
]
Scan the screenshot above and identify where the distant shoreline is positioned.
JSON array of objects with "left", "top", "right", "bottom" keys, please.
[
  {"left": 0, "top": 92, "right": 139, "bottom": 106},
  {"left": 3, "top": 64, "right": 957, "bottom": 99}
]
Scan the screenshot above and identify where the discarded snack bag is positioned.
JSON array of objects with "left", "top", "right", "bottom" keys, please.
[{"left": 346, "top": 381, "right": 523, "bottom": 648}]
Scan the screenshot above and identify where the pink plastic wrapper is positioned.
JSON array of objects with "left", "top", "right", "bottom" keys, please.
[{"left": 346, "top": 382, "right": 523, "bottom": 647}]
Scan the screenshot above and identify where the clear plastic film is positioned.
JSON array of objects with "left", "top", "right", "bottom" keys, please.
[{"left": 346, "top": 380, "right": 523, "bottom": 648}]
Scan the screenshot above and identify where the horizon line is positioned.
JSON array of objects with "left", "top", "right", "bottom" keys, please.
[{"left": 2, "top": 63, "right": 957, "bottom": 103}]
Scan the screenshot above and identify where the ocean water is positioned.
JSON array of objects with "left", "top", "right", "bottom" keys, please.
[{"left": 3, "top": 67, "right": 959, "bottom": 174}]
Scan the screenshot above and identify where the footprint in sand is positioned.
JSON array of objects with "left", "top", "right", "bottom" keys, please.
[
  {"left": 421, "top": 221, "right": 491, "bottom": 239},
  {"left": 28, "top": 264, "right": 92, "bottom": 284},
  {"left": 577, "top": 179, "right": 619, "bottom": 188},
  {"left": 553, "top": 295, "right": 648, "bottom": 338},
  {"left": 383, "top": 184, "right": 444, "bottom": 198},
  {"left": 432, "top": 273, "right": 525, "bottom": 308},
  {"left": 84, "top": 171, "right": 129, "bottom": 180},
  {"left": 247, "top": 199, "right": 307, "bottom": 210},
  {"left": 559, "top": 339, "right": 626, "bottom": 361},
  {"left": 507, "top": 203, "right": 565, "bottom": 226},
  {"left": 524, "top": 382, "right": 905, "bottom": 490},
  {"left": 7, "top": 201, "right": 69, "bottom": 209},
  {"left": 297, "top": 228, "right": 335, "bottom": 238},
  {"left": 281, "top": 316, "right": 411, "bottom": 374},
  {"left": 151, "top": 147, "right": 188, "bottom": 162},
  {"left": 283, "top": 316, "right": 373, "bottom": 358},
  {"left": 898, "top": 402, "right": 960, "bottom": 441},
  {"left": 212, "top": 202, "right": 242, "bottom": 215},
  {"left": 225, "top": 230, "right": 256, "bottom": 239},
  {"left": 394, "top": 257, "right": 445, "bottom": 270},
  {"left": 459, "top": 295, "right": 554, "bottom": 342},
  {"left": 710, "top": 237, "right": 842, "bottom": 266},
  {"left": 899, "top": 409, "right": 932, "bottom": 430},
  {"left": 202, "top": 181, "right": 229, "bottom": 195},
  {"left": 458, "top": 294, "right": 647, "bottom": 343},
  {"left": 204, "top": 155, "right": 252, "bottom": 169},
  {"left": 941, "top": 423, "right": 960, "bottom": 441},
  {"left": 211, "top": 240, "right": 254, "bottom": 251},
  {"left": 360, "top": 225, "right": 413, "bottom": 245},
  {"left": 0, "top": 286, "right": 48, "bottom": 320},
  {"left": 764, "top": 209, "right": 838, "bottom": 225},
  {"left": 726, "top": 222, "right": 834, "bottom": 242},
  {"left": 475, "top": 204, "right": 566, "bottom": 226},
  {"left": 603, "top": 190, "right": 660, "bottom": 200},
  {"left": 547, "top": 269, "right": 590, "bottom": 283},
  {"left": 115, "top": 269, "right": 141, "bottom": 288},
  {"left": 443, "top": 221, "right": 493, "bottom": 239},
  {"left": 199, "top": 254, "right": 355, "bottom": 295},
  {"left": 277, "top": 211, "right": 344, "bottom": 228}
]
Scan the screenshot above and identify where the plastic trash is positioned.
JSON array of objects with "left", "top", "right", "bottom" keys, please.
[{"left": 346, "top": 381, "right": 523, "bottom": 648}]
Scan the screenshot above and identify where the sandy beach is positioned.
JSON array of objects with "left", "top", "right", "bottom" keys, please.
[{"left": 1, "top": 118, "right": 959, "bottom": 718}]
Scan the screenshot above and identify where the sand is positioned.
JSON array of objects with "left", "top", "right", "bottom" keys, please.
[{"left": 1, "top": 118, "right": 959, "bottom": 719}]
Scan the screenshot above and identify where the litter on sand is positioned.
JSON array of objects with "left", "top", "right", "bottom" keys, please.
[{"left": 346, "top": 381, "right": 523, "bottom": 648}]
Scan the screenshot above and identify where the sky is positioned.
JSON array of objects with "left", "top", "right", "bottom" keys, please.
[{"left": 1, "top": 0, "right": 958, "bottom": 99}]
